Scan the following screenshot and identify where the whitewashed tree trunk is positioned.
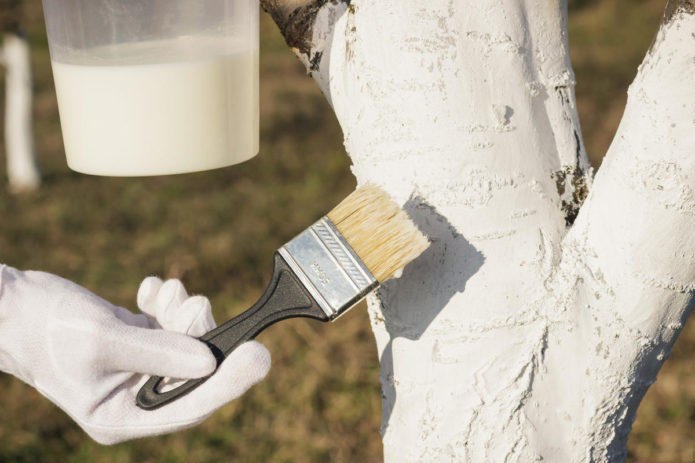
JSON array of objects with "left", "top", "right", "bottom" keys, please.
[
  {"left": 261, "top": 0, "right": 695, "bottom": 460},
  {"left": 2, "top": 32, "right": 40, "bottom": 193}
]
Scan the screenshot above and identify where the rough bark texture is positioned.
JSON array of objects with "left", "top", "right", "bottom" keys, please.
[
  {"left": 260, "top": 0, "right": 350, "bottom": 70},
  {"left": 263, "top": 0, "right": 695, "bottom": 460},
  {"left": 664, "top": 0, "right": 695, "bottom": 24}
]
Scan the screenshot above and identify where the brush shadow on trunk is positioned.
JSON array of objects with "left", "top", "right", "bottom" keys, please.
[{"left": 376, "top": 197, "right": 484, "bottom": 433}]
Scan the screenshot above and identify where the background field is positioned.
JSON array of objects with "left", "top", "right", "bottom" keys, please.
[{"left": 0, "top": 0, "right": 692, "bottom": 461}]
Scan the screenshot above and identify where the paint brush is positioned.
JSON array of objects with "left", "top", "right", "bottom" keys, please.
[{"left": 136, "top": 184, "right": 429, "bottom": 409}]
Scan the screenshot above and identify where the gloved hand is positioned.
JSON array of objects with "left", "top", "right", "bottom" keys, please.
[{"left": 0, "top": 265, "right": 270, "bottom": 444}]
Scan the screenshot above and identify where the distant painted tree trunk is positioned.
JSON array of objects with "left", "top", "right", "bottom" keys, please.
[
  {"left": 1, "top": 0, "right": 39, "bottom": 192},
  {"left": 261, "top": 0, "right": 695, "bottom": 460}
]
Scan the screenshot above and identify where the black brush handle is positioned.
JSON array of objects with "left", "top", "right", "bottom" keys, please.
[{"left": 136, "top": 252, "right": 329, "bottom": 410}]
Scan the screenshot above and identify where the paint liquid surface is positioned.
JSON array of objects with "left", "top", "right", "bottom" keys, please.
[{"left": 52, "top": 39, "right": 258, "bottom": 176}]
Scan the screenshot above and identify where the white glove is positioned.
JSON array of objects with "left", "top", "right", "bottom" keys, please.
[{"left": 0, "top": 265, "right": 271, "bottom": 444}]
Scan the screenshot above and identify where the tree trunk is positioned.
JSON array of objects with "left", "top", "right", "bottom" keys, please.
[
  {"left": 261, "top": 0, "right": 695, "bottom": 460},
  {"left": 3, "top": 31, "right": 40, "bottom": 193}
]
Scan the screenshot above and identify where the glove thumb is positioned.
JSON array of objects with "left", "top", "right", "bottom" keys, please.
[{"left": 49, "top": 319, "right": 217, "bottom": 380}]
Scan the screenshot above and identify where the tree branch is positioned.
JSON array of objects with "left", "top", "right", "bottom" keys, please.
[{"left": 556, "top": 2, "right": 695, "bottom": 457}]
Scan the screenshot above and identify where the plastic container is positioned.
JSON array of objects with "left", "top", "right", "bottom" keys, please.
[{"left": 42, "top": 0, "right": 259, "bottom": 176}]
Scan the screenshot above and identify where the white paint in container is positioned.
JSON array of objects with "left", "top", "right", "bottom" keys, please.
[
  {"left": 52, "top": 38, "right": 258, "bottom": 176},
  {"left": 42, "top": 0, "right": 259, "bottom": 176}
]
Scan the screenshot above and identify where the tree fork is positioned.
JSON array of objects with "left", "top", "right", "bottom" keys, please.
[{"left": 261, "top": 1, "right": 695, "bottom": 461}]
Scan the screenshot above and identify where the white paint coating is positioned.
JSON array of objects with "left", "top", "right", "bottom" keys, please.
[
  {"left": 2, "top": 33, "right": 39, "bottom": 192},
  {"left": 289, "top": 0, "right": 695, "bottom": 461}
]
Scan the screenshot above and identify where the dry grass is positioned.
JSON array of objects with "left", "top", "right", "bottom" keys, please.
[{"left": 0, "top": 0, "right": 691, "bottom": 461}]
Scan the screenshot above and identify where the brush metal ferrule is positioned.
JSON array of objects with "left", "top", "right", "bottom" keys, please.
[{"left": 278, "top": 217, "right": 378, "bottom": 321}]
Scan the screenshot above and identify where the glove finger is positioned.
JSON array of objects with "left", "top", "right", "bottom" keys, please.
[
  {"left": 157, "top": 295, "right": 216, "bottom": 336},
  {"left": 137, "top": 276, "right": 164, "bottom": 318},
  {"left": 94, "top": 342, "right": 269, "bottom": 441},
  {"left": 100, "top": 324, "right": 216, "bottom": 378},
  {"left": 155, "top": 279, "right": 189, "bottom": 327},
  {"left": 170, "top": 341, "right": 271, "bottom": 417}
]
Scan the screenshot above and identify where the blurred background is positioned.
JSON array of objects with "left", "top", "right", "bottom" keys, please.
[{"left": 0, "top": 0, "right": 691, "bottom": 461}]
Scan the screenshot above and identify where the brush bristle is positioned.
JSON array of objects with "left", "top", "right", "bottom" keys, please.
[{"left": 327, "top": 184, "right": 429, "bottom": 282}]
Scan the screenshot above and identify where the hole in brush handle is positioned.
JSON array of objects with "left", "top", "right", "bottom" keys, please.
[{"left": 136, "top": 252, "right": 329, "bottom": 410}]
